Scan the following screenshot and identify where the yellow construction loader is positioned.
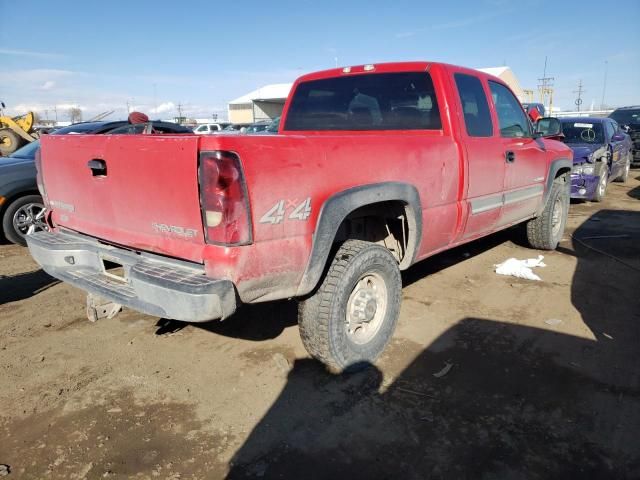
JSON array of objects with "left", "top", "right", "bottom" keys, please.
[{"left": 0, "top": 102, "right": 38, "bottom": 156}]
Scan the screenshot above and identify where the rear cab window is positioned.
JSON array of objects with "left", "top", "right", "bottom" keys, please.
[
  {"left": 284, "top": 72, "right": 442, "bottom": 131},
  {"left": 453, "top": 73, "right": 493, "bottom": 137}
]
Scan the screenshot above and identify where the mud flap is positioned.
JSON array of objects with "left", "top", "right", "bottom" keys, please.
[{"left": 86, "top": 293, "right": 122, "bottom": 322}]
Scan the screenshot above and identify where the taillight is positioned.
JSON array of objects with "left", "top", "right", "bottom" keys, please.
[
  {"left": 35, "top": 147, "right": 49, "bottom": 207},
  {"left": 199, "top": 150, "right": 252, "bottom": 245}
]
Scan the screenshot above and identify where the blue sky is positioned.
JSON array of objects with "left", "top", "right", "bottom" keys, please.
[{"left": 1, "top": 0, "right": 638, "bottom": 121}]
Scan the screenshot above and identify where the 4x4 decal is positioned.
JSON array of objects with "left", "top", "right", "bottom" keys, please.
[{"left": 260, "top": 198, "right": 312, "bottom": 224}]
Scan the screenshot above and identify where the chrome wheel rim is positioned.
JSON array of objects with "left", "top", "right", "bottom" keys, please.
[
  {"left": 346, "top": 272, "right": 387, "bottom": 345},
  {"left": 13, "top": 203, "right": 47, "bottom": 237},
  {"left": 551, "top": 197, "right": 563, "bottom": 238}
]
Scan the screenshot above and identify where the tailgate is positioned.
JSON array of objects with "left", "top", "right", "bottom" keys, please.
[{"left": 40, "top": 134, "right": 207, "bottom": 262}]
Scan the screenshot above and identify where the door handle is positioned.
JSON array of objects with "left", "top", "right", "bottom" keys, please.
[
  {"left": 87, "top": 159, "right": 107, "bottom": 176},
  {"left": 505, "top": 151, "right": 516, "bottom": 163}
]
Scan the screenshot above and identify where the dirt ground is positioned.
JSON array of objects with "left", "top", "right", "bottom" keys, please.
[{"left": 1, "top": 175, "right": 639, "bottom": 480}]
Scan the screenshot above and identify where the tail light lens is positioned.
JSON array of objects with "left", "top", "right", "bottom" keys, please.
[
  {"left": 35, "top": 148, "right": 49, "bottom": 207},
  {"left": 199, "top": 150, "right": 252, "bottom": 245}
]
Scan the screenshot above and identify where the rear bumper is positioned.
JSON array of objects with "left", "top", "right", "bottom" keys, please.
[{"left": 26, "top": 230, "right": 236, "bottom": 322}]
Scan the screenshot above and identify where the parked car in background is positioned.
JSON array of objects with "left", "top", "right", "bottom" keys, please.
[
  {"left": 107, "top": 121, "right": 192, "bottom": 135},
  {"left": 0, "top": 120, "right": 189, "bottom": 246},
  {"left": 244, "top": 120, "right": 272, "bottom": 134},
  {"left": 522, "top": 102, "right": 546, "bottom": 117},
  {"left": 213, "top": 124, "right": 246, "bottom": 134},
  {"left": 193, "top": 123, "right": 232, "bottom": 134},
  {"left": 609, "top": 106, "right": 640, "bottom": 166},
  {"left": 548, "top": 117, "right": 632, "bottom": 201},
  {"left": 0, "top": 143, "right": 45, "bottom": 245}
]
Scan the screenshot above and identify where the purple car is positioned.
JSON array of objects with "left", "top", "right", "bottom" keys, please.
[{"left": 559, "top": 117, "right": 633, "bottom": 202}]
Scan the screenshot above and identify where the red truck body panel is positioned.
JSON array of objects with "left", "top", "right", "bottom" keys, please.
[{"left": 37, "top": 62, "right": 572, "bottom": 303}]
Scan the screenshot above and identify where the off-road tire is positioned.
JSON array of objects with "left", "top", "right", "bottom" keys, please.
[
  {"left": 298, "top": 239, "right": 402, "bottom": 373},
  {"left": 0, "top": 128, "right": 25, "bottom": 156},
  {"left": 526, "top": 175, "right": 569, "bottom": 250},
  {"left": 593, "top": 165, "right": 608, "bottom": 202},
  {"left": 614, "top": 153, "right": 631, "bottom": 183},
  {"left": 2, "top": 194, "right": 44, "bottom": 246}
]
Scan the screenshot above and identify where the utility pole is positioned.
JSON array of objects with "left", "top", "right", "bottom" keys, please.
[
  {"left": 53, "top": 106, "right": 58, "bottom": 122},
  {"left": 573, "top": 80, "right": 585, "bottom": 112},
  {"left": 537, "top": 56, "right": 555, "bottom": 114},
  {"left": 126, "top": 100, "right": 130, "bottom": 114},
  {"left": 176, "top": 102, "right": 184, "bottom": 124},
  {"left": 600, "top": 60, "right": 608, "bottom": 110},
  {"left": 153, "top": 83, "right": 158, "bottom": 115}
]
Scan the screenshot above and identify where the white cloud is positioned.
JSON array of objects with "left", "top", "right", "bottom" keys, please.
[
  {"left": 41, "top": 81, "right": 56, "bottom": 91},
  {"left": 0, "top": 48, "right": 66, "bottom": 60},
  {"left": 150, "top": 102, "right": 175, "bottom": 114}
]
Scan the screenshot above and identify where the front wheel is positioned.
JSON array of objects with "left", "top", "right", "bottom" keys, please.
[
  {"left": 593, "top": 167, "right": 609, "bottom": 202},
  {"left": 526, "top": 175, "right": 569, "bottom": 250},
  {"left": 2, "top": 194, "right": 47, "bottom": 246},
  {"left": 298, "top": 239, "right": 402, "bottom": 373}
]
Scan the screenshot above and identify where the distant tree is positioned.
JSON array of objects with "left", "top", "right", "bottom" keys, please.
[{"left": 68, "top": 107, "right": 82, "bottom": 123}]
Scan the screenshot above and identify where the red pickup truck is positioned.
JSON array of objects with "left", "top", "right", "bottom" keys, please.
[{"left": 28, "top": 62, "right": 572, "bottom": 372}]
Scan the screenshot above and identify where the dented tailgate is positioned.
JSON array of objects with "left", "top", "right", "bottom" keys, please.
[{"left": 40, "top": 134, "right": 207, "bottom": 262}]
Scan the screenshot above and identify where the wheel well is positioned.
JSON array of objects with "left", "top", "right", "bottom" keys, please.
[
  {"left": 334, "top": 201, "right": 414, "bottom": 266},
  {"left": 555, "top": 167, "right": 571, "bottom": 179}
]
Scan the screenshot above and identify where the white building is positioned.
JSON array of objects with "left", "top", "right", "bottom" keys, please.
[
  {"left": 228, "top": 83, "right": 293, "bottom": 124},
  {"left": 477, "top": 67, "right": 525, "bottom": 101}
]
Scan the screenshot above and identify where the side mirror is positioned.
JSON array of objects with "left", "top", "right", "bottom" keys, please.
[
  {"left": 535, "top": 117, "right": 562, "bottom": 138},
  {"left": 611, "top": 133, "right": 626, "bottom": 142}
]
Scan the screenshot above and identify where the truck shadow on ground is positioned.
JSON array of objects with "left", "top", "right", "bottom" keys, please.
[
  {"left": 0, "top": 269, "right": 59, "bottom": 305},
  {"left": 225, "top": 210, "right": 640, "bottom": 479},
  {"left": 156, "top": 301, "right": 298, "bottom": 340},
  {"left": 158, "top": 229, "right": 519, "bottom": 340}
]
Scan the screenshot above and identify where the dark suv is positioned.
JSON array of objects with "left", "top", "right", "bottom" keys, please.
[{"left": 609, "top": 106, "right": 640, "bottom": 166}]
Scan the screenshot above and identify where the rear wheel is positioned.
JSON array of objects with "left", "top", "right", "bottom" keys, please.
[
  {"left": 2, "top": 194, "right": 47, "bottom": 246},
  {"left": 614, "top": 153, "right": 631, "bottom": 183},
  {"left": 526, "top": 175, "right": 569, "bottom": 250},
  {"left": 298, "top": 239, "right": 402, "bottom": 373},
  {"left": 0, "top": 129, "right": 25, "bottom": 156}
]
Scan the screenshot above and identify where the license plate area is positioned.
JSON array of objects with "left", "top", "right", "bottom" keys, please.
[{"left": 100, "top": 255, "right": 128, "bottom": 283}]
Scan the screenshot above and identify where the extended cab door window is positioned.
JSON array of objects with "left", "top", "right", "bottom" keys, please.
[
  {"left": 488, "top": 81, "right": 531, "bottom": 138},
  {"left": 453, "top": 74, "right": 493, "bottom": 137}
]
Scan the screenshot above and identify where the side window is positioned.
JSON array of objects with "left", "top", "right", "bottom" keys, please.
[
  {"left": 488, "top": 81, "right": 531, "bottom": 138},
  {"left": 453, "top": 73, "right": 493, "bottom": 137},
  {"left": 605, "top": 121, "right": 615, "bottom": 140}
]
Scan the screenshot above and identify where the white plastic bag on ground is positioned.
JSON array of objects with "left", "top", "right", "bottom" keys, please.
[{"left": 494, "top": 255, "right": 546, "bottom": 281}]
